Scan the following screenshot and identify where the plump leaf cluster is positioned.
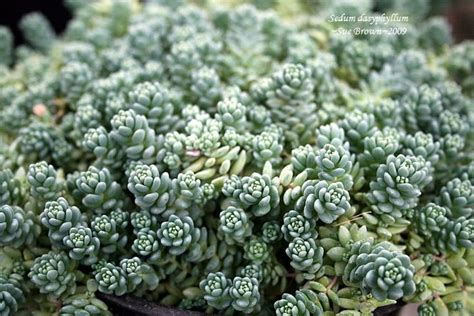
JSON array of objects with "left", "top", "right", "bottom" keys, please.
[{"left": 0, "top": 0, "right": 472, "bottom": 315}]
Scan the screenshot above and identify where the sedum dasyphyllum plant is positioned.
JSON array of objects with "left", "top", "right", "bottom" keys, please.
[{"left": 0, "top": 0, "right": 473, "bottom": 315}]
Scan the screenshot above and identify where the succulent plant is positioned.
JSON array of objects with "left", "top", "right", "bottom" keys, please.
[
  {"left": 127, "top": 163, "right": 174, "bottom": 215},
  {"left": 28, "top": 251, "right": 76, "bottom": 299},
  {"left": 0, "top": 276, "right": 25, "bottom": 316},
  {"left": 94, "top": 262, "right": 128, "bottom": 296},
  {"left": 344, "top": 242, "right": 416, "bottom": 301},
  {"left": 19, "top": 12, "right": 55, "bottom": 52},
  {"left": 74, "top": 166, "right": 124, "bottom": 214},
  {"left": 131, "top": 228, "right": 161, "bottom": 262},
  {"left": 316, "top": 143, "right": 353, "bottom": 189},
  {"left": 236, "top": 173, "right": 279, "bottom": 217},
  {"left": 296, "top": 180, "right": 351, "bottom": 224},
  {"left": 416, "top": 203, "right": 449, "bottom": 236},
  {"left": 0, "top": 169, "right": 22, "bottom": 206},
  {"left": 62, "top": 225, "right": 100, "bottom": 265},
  {"left": 261, "top": 221, "right": 281, "bottom": 244},
  {"left": 91, "top": 214, "right": 126, "bottom": 254},
  {"left": 0, "top": 205, "right": 38, "bottom": 247},
  {"left": 366, "top": 154, "right": 431, "bottom": 221},
  {"left": 128, "top": 81, "right": 177, "bottom": 133},
  {"left": 281, "top": 210, "right": 316, "bottom": 241},
  {"left": 157, "top": 215, "right": 200, "bottom": 256},
  {"left": 274, "top": 291, "right": 316, "bottom": 316},
  {"left": 200, "top": 272, "right": 232, "bottom": 310},
  {"left": 219, "top": 206, "right": 252, "bottom": 244},
  {"left": 0, "top": 1, "right": 473, "bottom": 315},
  {"left": 229, "top": 276, "right": 260, "bottom": 313},
  {"left": 286, "top": 237, "right": 324, "bottom": 278},
  {"left": 59, "top": 292, "right": 111, "bottom": 316},
  {"left": 41, "top": 197, "right": 82, "bottom": 246},
  {"left": 244, "top": 237, "right": 270, "bottom": 264},
  {"left": 27, "top": 161, "right": 58, "bottom": 202}
]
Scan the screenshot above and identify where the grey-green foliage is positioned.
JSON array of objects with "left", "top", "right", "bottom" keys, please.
[
  {"left": 415, "top": 203, "right": 449, "bottom": 236},
  {"left": 110, "top": 109, "right": 158, "bottom": 162},
  {"left": 0, "top": 205, "right": 38, "bottom": 247},
  {"left": 216, "top": 98, "right": 247, "bottom": 129},
  {"left": 180, "top": 117, "right": 222, "bottom": 157},
  {"left": 316, "top": 143, "right": 353, "bottom": 189},
  {"left": 291, "top": 144, "right": 318, "bottom": 177},
  {"left": 190, "top": 66, "right": 222, "bottom": 110},
  {"left": 344, "top": 241, "right": 416, "bottom": 300},
  {"left": 286, "top": 237, "right": 324, "bottom": 279},
  {"left": 127, "top": 163, "right": 174, "bottom": 215},
  {"left": 441, "top": 133, "right": 465, "bottom": 160},
  {"left": 0, "top": 169, "right": 22, "bottom": 206},
  {"left": 307, "top": 53, "right": 339, "bottom": 103},
  {"left": 358, "top": 130, "right": 400, "bottom": 170},
  {"left": 251, "top": 131, "right": 283, "bottom": 168},
  {"left": 41, "top": 197, "right": 82, "bottom": 246},
  {"left": 200, "top": 272, "right": 232, "bottom": 310},
  {"left": 439, "top": 178, "right": 474, "bottom": 218},
  {"left": 274, "top": 280, "right": 342, "bottom": 315},
  {"left": 91, "top": 214, "right": 127, "bottom": 254},
  {"left": 339, "top": 110, "right": 377, "bottom": 152},
  {"left": 18, "top": 122, "right": 55, "bottom": 161},
  {"left": 27, "top": 161, "right": 58, "bottom": 202},
  {"left": 0, "top": 26, "right": 13, "bottom": 66},
  {"left": 419, "top": 17, "right": 452, "bottom": 52},
  {"left": 401, "top": 84, "right": 443, "bottom": 133},
  {"left": 173, "top": 171, "right": 204, "bottom": 210},
  {"left": 119, "top": 257, "right": 159, "bottom": 292},
  {"left": 371, "top": 99, "right": 403, "bottom": 128},
  {"left": 28, "top": 251, "right": 76, "bottom": 299},
  {"left": 274, "top": 290, "right": 317, "bottom": 316},
  {"left": 264, "top": 63, "right": 317, "bottom": 145},
  {"left": 366, "top": 154, "right": 431, "bottom": 221},
  {"left": 219, "top": 206, "right": 252, "bottom": 244},
  {"left": 1, "top": 1, "right": 474, "bottom": 315},
  {"left": 62, "top": 225, "right": 100, "bottom": 265},
  {"left": 0, "top": 276, "right": 25, "bottom": 316},
  {"left": 59, "top": 292, "right": 111, "bottom": 316},
  {"left": 417, "top": 301, "right": 437, "bottom": 316},
  {"left": 402, "top": 131, "right": 440, "bottom": 164},
  {"left": 166, "top": 40, "right": 203, "bottom": 88},
  {"left": 244, "top": 237, "right": 269, "bottom": 264},
  {"left": 316, "top": 123, "right": 347, "bottom": 149},
  {"left": 51, "top": 137, "right": 76, "bottom": 168},
  {"left": 94, "top": 262, "right": 128, "bottom": 296},
  {"left": 128, "top": 81, "right": 178, "bottom": 134},
  {"left": 226, "top": 173, "right": 279, "bottom": 217},
  {"left": 131, "top": 210, "right": 157, "bottom": 234},
  {"left": 428, "top": 217, "right": 474, "bottom": 253},
  {"left": 74, "top": 166, "right": 124, "bottom": 214},
  {"left": 261, "top": 221, "right": 281, "bottom": 244},
  {"left": 126, "top": 21, "right": 161, "bottom": 61},
  {"left": 157, "top": 214, "right": 200, "bottom": 256},
  {"left": 60, "top": 62, "right": 94, "bottom": 105},
  {"left": 132, "top": 228, "right": 161, "bottom": 262},
  {"left": 83, "top": 126, "right": 125, "bottom": 171},
  {"left": 282, "top": 210, "right": 317, "bottom": 241},
  {"left": 74, "top": 103, "right": 102, "bottom": 138},
  {"left": 266, "top": 63, "right": 313, "bottom": 107},
  {"left": 62, "top": 41, "right": 99, "bottom": 70},
  {"left": 19, "top": 12, "right": 55, "bottom": 52},
  {"left": 229, "top": 276, "right": 260, "bottom": 313},
  {"left": 334, "top": 39, "right": 373, "bottom": 83},
  {"left": 445, "top": 42, "right": 474, "bottom": 96},
  {"left": 239, "top": 259, "right": 263, "bottom": 280},
  {"left": 296, "top": 180, "right": 350, "bottom": 224}
]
